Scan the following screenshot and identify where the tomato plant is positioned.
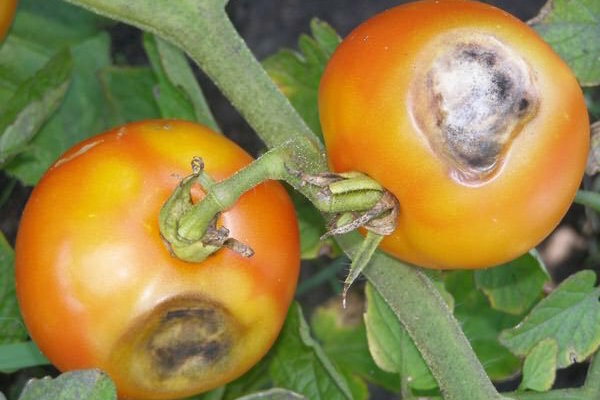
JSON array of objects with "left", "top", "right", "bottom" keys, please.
[
  {"left": 3, "top": 1, "right": 600, "bottom": 400},
  {"left": 14, "top": 120, "right": 300, "bottom": 399},
  {"left": 0, "top": 0, "right": 16, "bottom": 41},
  {"left": 319, "top": 0, "right": 589, "bottom": 269}
]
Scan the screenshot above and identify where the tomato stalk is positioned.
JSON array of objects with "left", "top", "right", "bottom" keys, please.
[
  {"left": 160, "top": 141, "right": 395, "bottom": 263},
  {"left": 62, "top": 1, "right": 511, "bottom": 399}
]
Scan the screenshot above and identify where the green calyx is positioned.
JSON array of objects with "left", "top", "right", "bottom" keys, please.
[
  {"left": 159, "top": 157, "right": 253, "bottom": 263},
  {"left": 295, "top": 171, "right": 400, "bottom": 305},
  {"left": 296, "top": 170, "right": 399, "bottom": 238}
]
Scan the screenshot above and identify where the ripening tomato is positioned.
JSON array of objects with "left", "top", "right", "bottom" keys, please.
[
  {"left": 0, "top": 0, "right": 17, "bottom": 41},
  {"left": 15, "top": 120, "right": 300, "bottom": 399},
  {"left": 319, "top": 0, "right": 589, "bottom": 269}
]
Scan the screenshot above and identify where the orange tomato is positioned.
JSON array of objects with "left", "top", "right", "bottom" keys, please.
[
  {"left": 0, "top": 0, "right": 17, "bottom": 41},
  {"left": 319, "top": 0, "right": 589, "bottom": 269},
  {"left": 15, "top": 120, "right": 300, "bottom": 399}
]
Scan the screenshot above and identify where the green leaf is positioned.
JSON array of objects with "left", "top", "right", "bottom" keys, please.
[
  {"left": 18, "top": 370, "right": 116, "bottom": 400},
  {"left": 288, "top": 190, "right": 334, "bottom": 260},
  {"left": 422, "top": 270, "right": 455, "bottom": 312},
  {"left": 269, "top": 303, "right": 353, "bottom": 400},
  {"left": 444, "top": 271, "right": 522, "bottom": 380},
  {"left": 98, "top": 66, "right": 160, "bottom": 125},
  {"left": 235, "top": 389, "right": 305, "bottom": 400},
  {"left": 5, "top": 32, "right": 112, "bottom": 185},
  {"left": 0, "top": 0, "right": 107, "bottom": 101},
  {"left": 263, "top": 19, "right": 340, "bottom": 138},
  {"left": 295, "top": 258, "right": 345, "bottom": 297},
  {"left": 531, "top": 0, "right": 600, "bottom": 86},
  {"left": 0, "top": 232, "right": 26, "bottom": 344},
  {"left": 343, "top": 233, "right": 384, "bottom": 302},
  {"left": 143, "top": 34, "right": 219, "bottom": 131},
  {"left": 0, "top": 48, "right": 72, "bottom": 166},
  {"left": 311, "top": 295, "right": 402, "bottom": 393},
  {"left": 475, "top": 251, "right": 550, "bottom": 315},
  {"left": 519, "top": 338, "right": 558, "bottom": 392},
  {"left": 336, "top": 371, "right": 367, "bottom": 400},
  {"left": 184, "top": 386, "right": 224, "bottom": 400},
  {"left": 0, "top": 341, "right": 49, "bottom": 373},
  {"left": 364, "top": 283, "right": 437, "bottom": 391},
  {"left": 11, "top": 0, "right": 110, "bottom": 50},
  {"left": 142, "top": 34, "right": 197, "bottom": 122},
  {"left": 500, "top": 270, "right": 600, "bottom": 369},
  {"left": 221, "top": 355, "right": 272, "bottom": 400}
]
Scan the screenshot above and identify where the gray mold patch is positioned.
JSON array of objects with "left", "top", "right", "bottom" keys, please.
[{"left": 411, "top": 32, "right": 538, "bottom": 183}]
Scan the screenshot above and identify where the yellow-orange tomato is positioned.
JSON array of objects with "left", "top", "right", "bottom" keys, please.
[
  {"left": 319, "top": 0, "right": 589, "bottom": 269},
  {"left": 15, "top": 120, "right": 300, "bottom": 399},
  {"left": 0, "top": 0, "right": 17, "bottom": 41}
]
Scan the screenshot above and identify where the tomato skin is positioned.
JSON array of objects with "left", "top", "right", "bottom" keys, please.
[
  {"left": 0, "top": 0, "right": 16, "bottom": 41},
  {"left": 15, "top": 120, "right": 300, "bottom": 399},
  {"left": 319, "top": 0, "right": 589, "bottom": 269}
]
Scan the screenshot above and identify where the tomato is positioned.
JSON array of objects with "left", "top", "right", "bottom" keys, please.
[
  {"left": 319, "top": 0, "right": 589, "bottom": 269},
  {"left": 0, "top": 0, "right": 17, "bottom": 41},
  {"left": 15, "top": 120, "right": 300, "bottom": 399}
]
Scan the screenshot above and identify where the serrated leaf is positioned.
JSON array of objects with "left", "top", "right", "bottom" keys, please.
[
  {"left": 444, "top": 271, "right": 521, "bottom": 380},
  {"left": 500, "top": 270, "right": 600, "bottom": 369},
  {"left": 475, "top": 251, "right": 550, "bottom": 315},
  {"left": 519, "top": 338, "right": 558, "bottom": 392},
  {"left": 0, "top": 232, "right": 26, "bottom": 344},
  {"left": 263, "top": 19, "right": 340, "bottom": 138},
  {"left": 98, "top": 66, "right": 160, "bottom": 125},
  {"left": 143, "top": 34, "right": 219, "bottom": 131},
  {"left": 235, "top": 389, "right": 305, "bottom": 400},
  {"left": 364, "top": 283, "right": 437, "bottom": 391},
  {"left": 269, "top": 303, "right": 353, "bottom": 400},
  {"left": 18, "top": 370, "right": 116, "bottom": 400},
  {"left": 0, "top": 48, "right": 72, "bottom": 165},
  {"left": 0, "top": 341, "right": 49, "bottom": 373},
  {"left": 311, "top": 296, "right": 402, "bottom": 393},
  {"left": 531, "top": 0, "right": 600, "bottom": 86},
  {"left": 5, "top": 32, "right": 112, "bottom": 185}
]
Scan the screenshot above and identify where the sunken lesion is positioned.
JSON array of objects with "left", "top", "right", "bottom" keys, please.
[
  {"left": 147, "top": 304, "right": 233, "bottom": 378},
  {"left": 410, "top": 32, "right": 539, "bottom": 183},
  {"left": 109, "top": 294, "right": 241, "bottom": 393}
]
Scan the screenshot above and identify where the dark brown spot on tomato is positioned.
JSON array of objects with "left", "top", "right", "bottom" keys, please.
[{"left": 410, "top": 32, "right": 539, "bottom": 183}]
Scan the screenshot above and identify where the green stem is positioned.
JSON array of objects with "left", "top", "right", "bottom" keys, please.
[
  {"left": 62, "top": 0, "right": 324, "bottom": 167},
  {"left": 177, "top": 145, "right": 288, "bottom": 241},
  {"left": 575, "top": 190, "right": 600, "bottom": 213},
  {"left": 62, "top": 1, "right": 508, "bottom": 399},
  {"left": 347, "top": 234, "right": 508, "bottom": 400}
]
